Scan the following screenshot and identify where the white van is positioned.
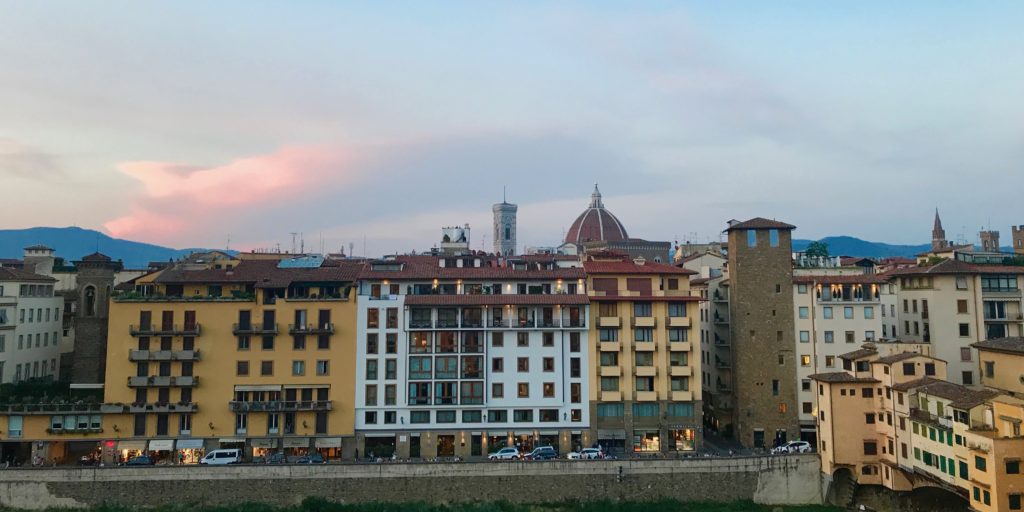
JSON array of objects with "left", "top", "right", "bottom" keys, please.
[{"left": 199, "top": 449, "right": 242, "bottom": 465}]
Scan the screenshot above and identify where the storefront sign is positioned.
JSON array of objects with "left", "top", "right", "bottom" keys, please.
[
  {"left": 251, "top": 438, "right": 278, "bottom": 449},
  {"left": 314, "top": 437, "right": 341, "bottom": 448},
  {"left": 176, "top": 439, "right": 205, "bottom": 450},
  {"left": 148, "top": 439, "right": 175, "bottom": 451},
  {"left": 117, "top": 440, "right": 147, "bottom": 451},
  {"left": 283, "top": 437, "right": 309, "bottom": 448}
]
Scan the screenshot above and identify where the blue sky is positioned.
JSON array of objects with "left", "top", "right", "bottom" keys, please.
[{"left": 1, "top": 2, "right": 1021, "bottom": 255}]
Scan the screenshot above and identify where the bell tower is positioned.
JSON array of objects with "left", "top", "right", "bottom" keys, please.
[{"left": 492, "top": 190, "right": 517, "bottom": 256}]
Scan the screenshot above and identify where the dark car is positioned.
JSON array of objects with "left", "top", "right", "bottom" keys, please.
[
  {"left": 267, "top": 452, "right": 287, "bottom": 464},
  {"left": 126, "top": 455, "right": 155, "bottom": 466},
  {"left": 296, "top": 453, "right": 325, "bottom": 464},
  {"left": 524, "top": 446, "right": 558, "bottom": 461}
]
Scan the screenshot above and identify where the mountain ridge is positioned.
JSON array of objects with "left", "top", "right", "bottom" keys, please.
[{"left": 0, "top": 227, "right": 221, "bottom": 269}]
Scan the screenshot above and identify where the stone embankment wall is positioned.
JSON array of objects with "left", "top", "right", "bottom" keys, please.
[{"left": 0, "top": 454, "right": 821, "bottom": 510}]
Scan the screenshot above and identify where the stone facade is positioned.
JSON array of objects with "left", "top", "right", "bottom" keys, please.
[
  {"left": 0, "top": 455, "right": 822, "bottom": 509},
  {"left": 68, "top": 254, "right": 120, "bottom": 384},
  {"left": 727, "top": 220, "right": 800, "bottom": 448}
]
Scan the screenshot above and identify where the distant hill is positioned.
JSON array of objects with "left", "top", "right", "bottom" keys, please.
[
  {"left": 793, "top": 236, "right": 933, "bottom": 258},
  {"left": 0, "top": 227, "right": 219, "bottom": 269}
]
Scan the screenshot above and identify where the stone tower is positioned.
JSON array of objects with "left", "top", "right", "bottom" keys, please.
[
  {"left": 492, "top": 194, "right": 517, "bottom": 257},
  {"left": 932, "top": 209, "right": 949, "bottom": 252},
  {"left": 69, "top": 252, "right": 122, "bottom": 384},
  {"left": 726, "top": 218, "right": 800, "bottom": 449},
  {"left": 1012, "top": 226, "right": 1024, "bottom": 255},
  {"left": 979, "top": 230, "right": 1000, "bottom": 252},
  {"left": 22, "top": 245, "right": 55, "bottom": 276}
]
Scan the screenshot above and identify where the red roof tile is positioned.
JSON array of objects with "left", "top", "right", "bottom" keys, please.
[
  {"left": 583, "top": 260, "right": 695, "bottom": 275},
  {"left": 0, "top": 267, "right": 57, "bottom": 282},
  {"left": 724, "top": 217, "right": 796, "bottom": 232}
]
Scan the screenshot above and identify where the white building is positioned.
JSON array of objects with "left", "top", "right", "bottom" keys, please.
[
  {"left": 354, "top": 253, "right": 590, "bottom": 459},
  {"left": 0, "top": 268, "right": 64, "bottom": 383}
]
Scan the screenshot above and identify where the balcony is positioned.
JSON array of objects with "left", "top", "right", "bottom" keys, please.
[
  {"left": 713, "top": 314, "right": 729, "bottom": 325},
  {"left": 714, "top": 334, "right": 730, "bottom": 346},
  {"left": 670, "top": 365, "right": 691, "bottom": 377},
  {"left": 0, "top": 402, "right": 107, "bottom": 415},
  {"left": 635, "top": 391, "right": 658, "bottom": 402},
  {"left": 563, "top": 318, "right": 587, "bottom": 328},
  {"left": 910, "top": 408, "right": 953, "bottom": 430},
  {"left": 409, "top": 319, "right": 433, "bottom": 329},
  {"left": 600, "top": 366, "right": 622, "bottom": 377},
  {"left": 128, "top": 402, "right": 199, "bottom": 413},
  {"left": 232, "top": 323, "right": 279, "bottom": 335},
  {"left": 538, "top": 319, "right": 560, "bottom": 328},
  {"left": 127, "top": 376, "right": 199, "bottom": 388},
  {"left": 716, "top": 359, "right": 731, "bottom": 369},
  {"left": 228, "top": 400, "right": 333, "bottom": 412},
  {"left": 713, "top": 292, "right": 728, "bottom": 302},
  {"left": 668, "top": 341, "right": 691, "bottom": 352},
  {"left": 599, "top": 341, "right": 621, "bottom": 352},
  {"left": 671, "top": 390, "right": 693, "bottom": 401},
  {"left": 633, "top": 341, "right": 656, "bottom": 352},
  {"left": 511, "top": 319, "right": 536, "bottom": 329},
  {"left": 597, "top": 317, "right": 620, "bottom": 328},
  {"left": 665, "top": 316, "right": 690, "bottom": 328},
  {"left": 600, "top": 391, "right": 622, "bottom": 402},
  {"left": 631, "top": 316, "right": 656, "bottom": 328},
  {"left": 128, "top": 349, "right": 200, "bottom": 361},
  {"left": 129, "top": 324, "right": 202, "bottom": 337},
  {"left": 435, "top": 318, "right": 458, "bottom": 328},
  {"left": 288, "top": 323, "right": 335, "bottom": 335},
  {"left": 716, "top": 382, "right": 732, "bottom": 393},
  {"left": 635, "top": 366, "right": 657, "bottom": 377}
]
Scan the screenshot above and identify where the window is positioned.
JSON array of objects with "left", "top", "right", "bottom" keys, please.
[
  {"left": 633, "top": 403, "right": 659, "bottom": 417},
  {"left": 963, "top": 371, "right": 974, "bottom": 385},
  {"left": 823, "top": 307, "right": 833, "bottom": 319},
  {"left": 863, "top": 441, "right": 877, "bottom": 455},
  {"left": 1010, "top": 494, "right": 1021, "bottom": 511},
  {"left": 236, "top": 361, "right": 249, "bottom": 376},
  {"left": 237, "top": 336, "right": 251, "bottom": 350},
  {"left": 569, "top": 332, "right": 580, "bottom": 352},
  {"left": 492, "top": 332, "right": 504, "bottom": 347},
  {"left": 491, "top": 383, "right": 504, "bottom": 398},
  {"left": 634, "top": 328, "right": 653, "bottom": 342},
  {"left": 410, "top": 411, "right": 430, "bottom": 424},
  {"left": 865, "top": 413, "right": 876, "bottom": 424},
  {"left": 633, "top": 302, "right": 652, "bottom": 317},
  {"left": 959, "top": 323, "right": 969, "bottom": 337},
  {"left": 824, "top": 331, "right": 834, "bottom": 343},
  {"left": 292, "top": 360, "right": 305, "bottom": 376},
  {"left": 800, "top": 355, "right": 811, "bottom": 367},
  {"left": 542, "top": 332, "right": 554, "bottom": 347},
  {"left": 366, "top": 360, "right": 378, "bottom": 380},
  {"left": 517, "top": 383, "right": 529, "bottom": 398},
  {"left": 769, "top": 229, "right": 779, "bottom": 247},
  {"left": 599, "top": 329, "right": 618, "bottom": 342},
  {"left": 365, "top": 385, "right": 377, "bottom": 406},
  {"left": 385, "top": 359, "right": 397, "bottom": 379},
  {"left": 798, "top": 307, "right": 809, "bottom": 319},
  {"left": 317, "top": 334, "right": 329, "bottom": 350},
  {"left": 1007, "top": 460, "right": 1020, "bottom": 474},
  {"left": 261, "top": 335, "right": 274, "bottom": 350},
  {"left": 797, "top": 284, "right": 808, "bottom": 294},
  {"left": 799, "top": 331, "right": 810, "bottom": 343},
  {"left": 957, "top": 299, "right": 968, "bottom": 314},
  {"left": 367, "top": 308, "right": 379, "bottom": 328},
  {"left": 976, "top": 456, "right": 987, "bottom": 472},
  {"left": 596, "top": 403, "right": 625, "bottom": 418},
  {"left": 668, "top": 303, "right": 686, "bottom": 317},
  {"left": 543, "top": 382, "right": 555, "bottom": 398},
  {"left": 517, "top": 332, "right": 529, "bottom": 347},
  {"left": 543, "top": 357, "right": 555, "bottom": 372},
  {"left": 601, "top": 352, "right": 619, "bottom": 366},
  {"left": 844, "top": 307, "right": 853, "bottom": 319},
  {"left": 316, "top": 360, "right": 329, "bottom": 376},
  {"left": 845, "top": 331, "right": 855, "bottom": 343},
  {"left": 600, "top": 377, "right": 619, "bottom": 391},
  {"left": 747, "top": 230, "right": 757, "bottom": 247},
  {"left": 260, "top": 361, "right": 273, "bottom": 376},
  {"left": 903, "top": 362, "right": 915, "bottom": 376},
  {"left": 517, "top": 357, "right": 529, "bottom": 372},
  {"left": 863, "top": 307, "right": 874, "bottom": 319},
  {"left": 292, "top": 334, "right": 306, "bottom": 350},
  {"left": 492, "top": 357, "right": 504, "bottom": 372},
  {"left": 984, "top": 361, "right": 994, "bottom": 378},
  {"left": 513, "top": 410, "right": 533, "bottom": 423}
]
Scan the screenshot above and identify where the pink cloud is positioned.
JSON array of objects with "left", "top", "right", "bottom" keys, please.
[{"left": 104, "top": 145, "right": 351, "bottom": 243}]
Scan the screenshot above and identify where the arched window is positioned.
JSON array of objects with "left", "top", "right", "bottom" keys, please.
[
  {"left": 84, "top": 286, "right": 96, "bottom": 317},
  {"left": 504, "top": 224, "right": 511, "bottom": 241}
]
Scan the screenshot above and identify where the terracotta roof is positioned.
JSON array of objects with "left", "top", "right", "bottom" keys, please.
[
  {"left": 724, "top": 217, "right": 796, "bottom": 232},
  {"left": 889, "top": 259, "right": 1024, "bottom": 276},
  {"left": 914, "top": 244, "right": 974, "bottom": 257},
  {"left": 809, "top": 372, "right": 879, "bottom": 384},
  {"left": 792, "top": 274, "right": 888, "bottom": 285},
  {"left": 913, "top": 380, "right": 975, "bottom": 402},
  {"left": 689, "top": 277, "right": 711, "bottom": 285},
  {"left": 589, "top": 294, "right": 702, "bottom": 303},
  {"left": 950, "top": 389, "right": 1000, "bottom": 410},
  {"left": 972, "top": 337, "right": 1024, "bottom": 355},
  {"left": 404, "top": 294, "right": 590, "bottom": 306},
  {"left": 0, "top": 267, "right": 57, "bottom": 282},
  {"left": 892, "top": 377, "right": 944, "bottom": 392},
  {"left": 839, "top": 348, "right": 878, "bottom": 361},
  {"left": 154, "top": 259, "right": 362, "bottom": 287},
  {"left": 358, "top": 256, "right": 585, "bottom": 280},
  {"left": 874, "top": 352, "right": 930, "bottom": 365},
  {"left": 79, "top": 252, "right": 113, "bottom": 262},
  {"left": 583, "top": 260, "right": 695, "bottom": 275},
  {"left": 840, "top": 257, "right": 875, "bottom": 266}
]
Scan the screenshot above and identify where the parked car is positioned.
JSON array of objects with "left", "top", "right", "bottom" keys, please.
[
  {"left": 487, "top": 447, "right": 521, "bottom": 461},
  {"left": 296, "top": 453, "right": 325, "bottom": 464},
  {"left": 567, "top": 448, "right": 603, "bottom": 460},
  {"left": 126, "top": 455, "right": 155, "bottom": 466},
  {"left": 772, "top": 441, "right": 812, "bottom": 454},
  {"left": 200, "top": 449, "right": 242, "bottom": 465},
  {"left": 266, "top": 452, "right": 287, "bottom": 464},
  {"left": 524, "top": 446, "right": 558, "bottom": 461}
]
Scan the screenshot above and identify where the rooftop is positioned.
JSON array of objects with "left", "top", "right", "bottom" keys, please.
[
  {"left": 972, "top": 337, "right": 1024, "bottom": 355},
  {"left": 809, "top": 372, "right": 879, "bottom": 384},
  {"left": 724, "top": 217, "right": 796, "bottom": 232},
  {"left": 0, "top": 267, "right": 57, "bottom": 283}
]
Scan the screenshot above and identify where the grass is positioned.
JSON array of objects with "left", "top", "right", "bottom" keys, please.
[{"left": 12, "top": 498, "right": 841, "bottom": 512}]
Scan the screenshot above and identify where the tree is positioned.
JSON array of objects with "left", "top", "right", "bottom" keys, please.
[{"left": 805, "top": 241, "right": 830, "bottom": 258}]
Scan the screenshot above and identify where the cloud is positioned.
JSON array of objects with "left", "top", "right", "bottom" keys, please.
[
  {"left": 103, "top": 145, "right": 353, "bottom": 241},
  {"left": 0, "top": 138, "right": 61, "bottom": 180}
]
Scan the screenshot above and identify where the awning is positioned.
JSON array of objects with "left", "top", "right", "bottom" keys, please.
[
  {"left": 314, "top": 437, "right": 341, "bottom": 448},
  {"left": 283, "top": 437, "right": 309, "bottom": 448},
  {"left": 176, "top": 439, "right": 205, "bottom": 449},
  {"left": 235, "top": 384, "right": 281, "bottom": 392},
  {"left": 149, "top": 439, "right": 175, "bottom": 451},
  {"left": 488, "top": 431, "right": 509, "bottom": 437},
  {"left": 513, "top": 431, "right": 533, "bottom": 436},
  {"left": 363, "top": 433, "right": 395, "bottom": 438},
  {"left": 597, "top": 429, "right": 626, "bottom": 439},
  {"left": 571, "top": 431, "right": 582, "bottom": 435},
  {"left": 470, "top": 431, "right": 482, "bottom": 436},
  {"left": 219, "top": 438, "right": 245, "bottom": 444},
  {"left": 251, "top": 438, "right": 278, "bottom": 449},
  {"left": 283, "top": 384, "right": 329, "bottom": 389},
  {"left": 117, "top": 440, "right": 147, "bottom": 451},
  {"left": 539, "top": 430, "right": 559, "bottom": 435}
]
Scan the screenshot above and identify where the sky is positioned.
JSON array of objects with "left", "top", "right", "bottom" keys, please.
[{"left": 2, "top": 1, "right": 1022, "bottom": 256}]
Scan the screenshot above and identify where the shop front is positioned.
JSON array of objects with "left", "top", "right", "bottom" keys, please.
[
  {"left": 283, "top": 437, "right": 309, "bottom": 458},
  {"left": 513, "top": 431, "right": 535, "bottom": 452},
  {"left": 363, "top": 434, "right": 395, "bottom": 459},
  {"left": 66, "top": 440, "right": 102, "bottom": 465},
  {"left": 148, "top": 439, "right": 175, "bottom": 464},
  {"left": 669, "top": 428, "right": 696, "bottom": 452},
  {"left": 435, "top": 434, "right": 455, "bottom": 457},
  {"left": 633, "top": 429, "right": 661, "bottom": 453},
  {"left": 176, "top": 439, "right": 205, "bottom": 464},
  {"left": 596, "top": 429, "right": 626, "bottom": 456},
  {"left": 314, "top": 437, "right": 342, "bottom": 460},
  {"left": 251, "top": 438, "right": 279, "bottom": 461},
  {"left": 486, "top": 432, "right": 510, "bottom": 453},
  {"left": 115, "top": 440, "right": 148, "bottom": 464},
  {"left": 537, "top": 431, "right": 559, "bottom": 451}
]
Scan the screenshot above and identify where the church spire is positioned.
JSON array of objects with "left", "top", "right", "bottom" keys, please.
[{"left": 932, "top": 208, "right": 948, "bottom": 251}]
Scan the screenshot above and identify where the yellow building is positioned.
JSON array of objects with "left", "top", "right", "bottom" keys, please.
[
  {"left": 0, "top": 254, "right": 361, "bottom": 465},
  {"left": 584, "top": 251, "right": 702, "bottom": 454}
]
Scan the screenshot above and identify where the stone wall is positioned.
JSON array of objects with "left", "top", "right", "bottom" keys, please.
[{"left": 0, "top": 455, "right": 821, "bottom": 510}]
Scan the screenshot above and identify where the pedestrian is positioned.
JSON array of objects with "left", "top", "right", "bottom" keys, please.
[
  {"left": 179, "top": 451, "right": 185, "bottom": 465},
  {"left": 355, "top": 448, "right": 359, "bottom": 461}
]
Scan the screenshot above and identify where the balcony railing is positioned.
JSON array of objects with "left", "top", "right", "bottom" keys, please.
[
  {"left": 232, "top": 323, "right": 279, "bottom": 335},
  {"left": 713, "top": 314, "right": 729, "bottom": 324},
  {"left": 409, "top": 319, "right": 433, "bottom": 329},
  {"left": 127, "top": 376, "right": 199, "bottom": 388},
  {"left": 0, "top": 402, "right": 107, "bottom": 414},
  {"left": 287, "top": 323, "right": 335, "bottom": 335},
  {"left": 129, "top": 324, "right": 202, "bottom": 336},
  {"left": 129, "top": 349, "right": 200, "bottom": 361},
  {"left": 228, "top": 400, "right": 332, "bottom": 412},
  {"left": 127, "top": 402, "right": 199, "bottom": 413},
  {"left": 910, "top": 408, "right": 953, "bottom": 429}
]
